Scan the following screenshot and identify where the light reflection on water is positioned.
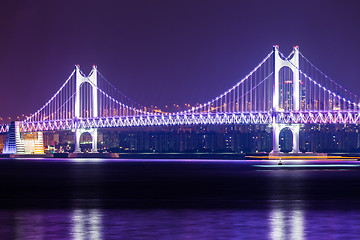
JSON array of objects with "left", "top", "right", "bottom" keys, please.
[
  {"left": 1, "top": 159, "right": 360, "bottom": 239},
  {"left": 72, "top": 209, "right": 102, "bottom": 240},
  {"left": 269, "top": 206, "right": 304, "bottom": 240},
  {"left": 0, "top": 201, "right": 358, "bottom": 239}
]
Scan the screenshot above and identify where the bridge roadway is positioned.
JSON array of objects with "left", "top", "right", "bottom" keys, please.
[{"left": 6, "top": 110, "right": 360, "bottom": 133}]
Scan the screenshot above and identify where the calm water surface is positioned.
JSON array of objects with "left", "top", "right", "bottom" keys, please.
[{"left": 0, "top": 158, "right": 359, "bottom": 239}]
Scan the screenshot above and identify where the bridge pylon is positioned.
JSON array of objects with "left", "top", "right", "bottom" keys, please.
[
  {"left": 272, "top": 45, "right": 300, "bottom": 153},
  {"left": 74, "top": 65, "right": 98, "bottom": 153}
]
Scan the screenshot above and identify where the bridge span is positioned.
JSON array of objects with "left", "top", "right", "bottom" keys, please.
[{"left": 2, "top": 45, "right": 360, "bottom": 154}]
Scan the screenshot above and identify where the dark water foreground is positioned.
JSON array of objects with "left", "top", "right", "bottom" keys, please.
[{"left": 0, "top": 158, "right": 360, "bottom": 239}]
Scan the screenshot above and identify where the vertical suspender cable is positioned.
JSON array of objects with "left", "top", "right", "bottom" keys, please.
[{"left": 250, "top": 74, "right": 252, "bottom": 112}]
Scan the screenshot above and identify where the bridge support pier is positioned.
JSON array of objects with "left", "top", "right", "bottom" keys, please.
[
  {"left": 74, "top": 128, "right": 98, "bottom": 153},
  {"left": 273, "top": 124, "right": 300, "bottom": 153}
]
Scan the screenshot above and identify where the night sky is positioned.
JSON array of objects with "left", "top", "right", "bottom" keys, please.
[{"left": 1, "top": 0, "right": 360, "bottom": 122}]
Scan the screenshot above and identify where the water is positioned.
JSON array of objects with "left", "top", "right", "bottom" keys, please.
[{"left": 0, "top": 158, "right": 360, "bottom": 239}]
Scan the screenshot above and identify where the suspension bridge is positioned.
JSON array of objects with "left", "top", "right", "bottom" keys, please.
[{"left": 2, "top": 45, "right": 360, "bottom": 154}]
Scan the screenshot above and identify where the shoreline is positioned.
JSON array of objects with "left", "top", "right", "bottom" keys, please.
[{"left": 1, "top": 152, "right": 360, "bottom": 160}]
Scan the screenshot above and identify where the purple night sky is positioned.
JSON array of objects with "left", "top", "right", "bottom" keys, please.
[{"left": 1, "top": 0, "right": 360, "bottom": 122}]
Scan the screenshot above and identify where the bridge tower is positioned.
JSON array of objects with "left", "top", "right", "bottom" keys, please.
[
  {"left": 272, "top": 45, "right": 300, "bottom": 153},
  {"left": 74, "top": 65, "right": 98, "bottom": 153}
]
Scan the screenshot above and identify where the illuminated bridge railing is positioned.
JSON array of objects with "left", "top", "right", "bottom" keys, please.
[
  {"left": 19, "top": 111, "right": 360, "bottom": 132},
  {"left": 20, "top": 112, "right": 273, "bottom": 132},
  {"left": 274, "top": 111, "right": 360, "bottom": 124}
]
